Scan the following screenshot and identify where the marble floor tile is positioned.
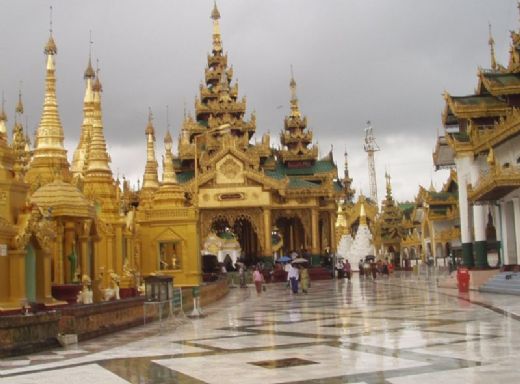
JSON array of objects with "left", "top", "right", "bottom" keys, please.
[{"left": 2, "top": 276, "right": 519, "bottom": 383}]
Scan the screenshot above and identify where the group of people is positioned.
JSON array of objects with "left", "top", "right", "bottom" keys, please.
[
  {"left": 358, "top": 258, "right": 394, "bottom": 279},
  {"left": 335, "top": 259, "right": 352, "bottom": 280}
]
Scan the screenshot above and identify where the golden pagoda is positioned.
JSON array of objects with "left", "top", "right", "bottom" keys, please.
[
  {"left": 170, "top": 2, "right": 341, "bottom": 263},
  {"left": 373, "top": 173, "right": 404, "bottom": 259}
]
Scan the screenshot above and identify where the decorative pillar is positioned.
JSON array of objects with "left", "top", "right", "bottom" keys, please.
[
  {"left": 311, "top": 208, "right": 319, "bottom": 255},
  {"left": 493, "top": 204, "right": 502, "bottom": 265},
  {"left": 63, "top": 221, "right": 76, "bottom": 283},
  {"left": 473, "top": 203, "right": 488, "bottom": 268},
  {"left": 455, "top": 156, "right": 474, "bottom": 267},
  {"left": 55, "top": 221, "right": 65, "bottom": 284},
  {"left": 115, "top": 224, "right": 123, "bottom": 274},
  {"left": 35, "top": 250, "right": 54, "bottom": 303},
  {"left": 263, "top": 209, "right": 272, "bottom": 257},
  {"left": 8, "top": 249, "right": 26, "bottom": 305},
  {"left": 513, "top": 198, "right": 520, "bottom": 266},
  {"left": 329, "top": 211, "right": 336, "bottom": 253},
  {"left": 79, "top": 236, "right": 89, "bottom": 278}
]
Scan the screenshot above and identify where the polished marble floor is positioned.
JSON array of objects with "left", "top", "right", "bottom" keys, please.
[{"left": 1, "top": 274, "right": 520, "bottom": 383}]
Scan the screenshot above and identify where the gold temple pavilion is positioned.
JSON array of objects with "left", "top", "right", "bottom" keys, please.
[{"left": 0, "top": 3, "right": 341, "bottom": 311}]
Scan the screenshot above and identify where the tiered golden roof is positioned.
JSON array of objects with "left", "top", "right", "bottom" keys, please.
[{"left": 279, "top": 71, "right": 318, "bottom": 164}]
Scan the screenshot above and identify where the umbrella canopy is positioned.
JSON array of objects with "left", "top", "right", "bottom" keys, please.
[
  {"left": 292, "top": 258, "right": 308, "bottom": 264},
  {"left": 276, "top": 256, "right": 292, "bottom": 263}
]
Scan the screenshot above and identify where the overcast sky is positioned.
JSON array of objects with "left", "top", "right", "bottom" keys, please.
[{"left": 0, "top": 0, "right": 517, "bottom": 203}]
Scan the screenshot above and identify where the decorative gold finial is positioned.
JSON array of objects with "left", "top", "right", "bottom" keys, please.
[
  {"left": 84, "top": 31, "right": 95, "bottom": 79},
  {"left": 44, "top": 6, "right": 57, "bottom": 55},
  {"left": 146, "top": 107, "right": 155, "bottom": 136},
  {"left": 0, "top": 92, "right": 7, "bottom": 122},
  {"left": 487, "top": 147, "right": 496, "bottom": 166},
  {"left": 488, "top": 23, "right": 497, "bottom": 71},
  {"left": 16, "top": 83, "right": 24, "bottom": 115},
  {"left": 211, "top": 1, "right": 220, "bottom": 20},
  {"left": 92, "top": 59, "right": 102, "bottom": 92},
  {"left": 289, "top": 65, "right": 300, "bottom": 118}
]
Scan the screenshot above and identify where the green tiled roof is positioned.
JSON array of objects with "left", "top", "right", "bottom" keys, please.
[
  {"left": 265, "top": 160, "right": 335, "bottom": 179},
  {"left": 452, "top": 95, "right": 506, "bottom": 107},
  {"left": 484, "top": 72, "right": 520, "bottom": 87},
  {"left": 288, "top": 178, "right": 320, "bottom": 189},
  {"left": 429, "top": 191, "right": 456, "bottom": 201}
]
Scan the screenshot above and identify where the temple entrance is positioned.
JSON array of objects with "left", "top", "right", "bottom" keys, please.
[
  {"left": 275, "top": 216, "right": 307, "bottom": 256},
  {"left": 210, "top": 217, "right": 259, "bottom": 265}
]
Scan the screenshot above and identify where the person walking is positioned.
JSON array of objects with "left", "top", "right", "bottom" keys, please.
[
  {"left": 288, "top": 263, "right": 300, "bottom": 294},
  {"left": 252, "top": 267, "right": 264, "bottom": 295},
  {"left": 300, "top": 265, "right": 310, "bottom": 294},
  {"left": 344, "top": 259, "right": 352, "bottom": 281}
]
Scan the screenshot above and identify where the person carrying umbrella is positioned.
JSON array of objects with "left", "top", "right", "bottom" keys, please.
[{"left": 287, "top": 263, "right": 300, "bottom": 294}]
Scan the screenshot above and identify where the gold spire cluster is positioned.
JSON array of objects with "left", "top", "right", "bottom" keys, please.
[
  {"left": 178, "top": 0, "right": 256, "bottom": 164},
  {"left": 12, "top": 90, "right": 30, "bottom": 179},
  {"left": 342, "top": 150, "right": 355, "bottom": 204},
  {"left": 279, "top": 69, "right": 318, "bottom": 164}
]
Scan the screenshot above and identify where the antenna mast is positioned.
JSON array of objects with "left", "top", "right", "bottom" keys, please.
[{"left": 363, "top": 120, "right": 380, "bottom": 205}]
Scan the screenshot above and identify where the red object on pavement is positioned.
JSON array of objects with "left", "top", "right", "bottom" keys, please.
[{"left": 457, "top": 267, "right": 470, "bottom": 292}]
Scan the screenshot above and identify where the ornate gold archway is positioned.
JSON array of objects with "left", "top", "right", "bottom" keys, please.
[{"left": 200, "top": 208, "right": 264, "bottom": 254}]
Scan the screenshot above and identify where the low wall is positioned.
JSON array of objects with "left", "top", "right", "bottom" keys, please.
[
  {"left": 59, "top": 278, "right": 229, "bottom": 341},
  {"left": 0, "top": 279, "right": 230, "bottom": 356},
  {"left": 0, "top": 312, "right": 60, "bottom": 357}
]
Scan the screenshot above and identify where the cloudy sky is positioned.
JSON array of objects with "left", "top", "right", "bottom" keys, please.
[{"left": 0, "top": 0, "right": 517, "bottom": 203}]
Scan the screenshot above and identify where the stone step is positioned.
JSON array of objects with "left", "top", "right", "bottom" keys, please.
[{"left": 479, "top": 272, "right": 520, "bottom": 296}]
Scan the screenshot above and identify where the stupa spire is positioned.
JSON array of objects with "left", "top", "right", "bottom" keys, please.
[
  {"left": 343, "top": 149, "right": 355, "bottom": 204},
  {"left": 211, "top": 1, "right": 222, "bottom": 54},
  {"left": 162, "top": 130, "right": 177, "bottom": 184},
  {"left": 25, "top": 11, "right": 71, "bottom": 188},
  {"left": 86, "top": 65, "right": 111, "bottom": 175},
  {"left": 142, "top": 108, "right": 159, "bottom": 193},
  {"left": 0, "top": 93, "right": 7, "bottom": 137},
  {"left": 488, "top": 23, "right": 498, "bottom": 71},
  {"left": 71, "top": 45, "right": 96, "bottom": 178},
  {"left": 289, "top": 65, "right": 301, "bottom": 118},
  {"left": 279, "top": 67, "right": 317, "bottom": 164}
]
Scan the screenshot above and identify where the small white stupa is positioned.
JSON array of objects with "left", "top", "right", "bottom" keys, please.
[{"left": 348, "top": 203, "right": 374, "bottom": 270}]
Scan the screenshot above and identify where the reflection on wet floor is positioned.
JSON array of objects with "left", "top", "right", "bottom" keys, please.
[{"left": 1, "top": 275, "right": 520, "bottom": 383}]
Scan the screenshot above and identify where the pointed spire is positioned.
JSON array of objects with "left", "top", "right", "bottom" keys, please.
[
  {"left": 385, "top": 171, "right": 392, "bottom": 197},
  {"left": 84, "top": 32, "right": 95, "bottom": 80},
  {"left": 162, "top": 130, "right": 177, "bottom": 185},
  {"left": 15, "top": 86, "right": 24, "bottom": 116},
  {"left": 289, "top": 65, "right": 301, "bottom": 118},
  {"left": 25, "top": 14, "right": 70, "bottom": 187},
  {"left": 72, "top": 46, "right": 96, "bottom": 178},
  {"left": 488, "top": 23, "right": 498, "bottom": 71},
  {"left": 85, "top": 60, "right": 111, "bottom": 176},
  {"left": 0, "top": 93, "right": 7, "bottom": 136},
  {"left": 211, "top": 1, "right": 223, "bottom": 54},
  {"left": 142, "top": 108, "right": 159, "bottom": 193}
]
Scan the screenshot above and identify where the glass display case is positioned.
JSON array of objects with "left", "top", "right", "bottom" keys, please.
[{"left": 144, "top": 275, "right": 173, "bottom": 302}]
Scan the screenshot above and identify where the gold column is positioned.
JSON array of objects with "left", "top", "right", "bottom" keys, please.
[
  {"left": 79, "top": 236, "right": 89, "bottom": 278},
  {"left": 63, "top": 221, "right": 76, "bottom": 283},
  {"left": 115, "top": 224, "right": 123, "bottom": 274},
  {"left": 329, "top": 211, "right": 336, "bottom": 253},
  {"left": 8, "top": 249, "right": 26, "bottom": 304},
  {"left": 263, "top": 209, "right": 272, "bottom": 257},
  {"left": 55, "top": 221, "right": 65, "bottom": 284},
  {"left": 311, "top": 208, "right": 319, "bottom": 255},
  {"left": 36, "top": 250, "right": 54, "bottom": 303}
]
